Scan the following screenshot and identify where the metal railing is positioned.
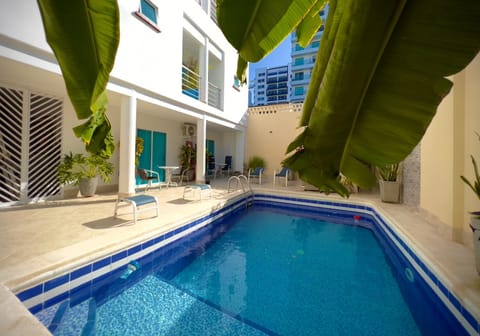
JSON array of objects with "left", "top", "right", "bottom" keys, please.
[
  {"left": 182, "top": 65, "right": 200, "bottom": 100},
  {"left": 227, "top": 175, "right": 251, "bottom": 193}
]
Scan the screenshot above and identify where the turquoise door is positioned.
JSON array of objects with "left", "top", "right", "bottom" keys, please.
[
  {"left": 206, "top": 139, "right": 215, "bottom": 158},
  {"left": 206, "top": 139, "right": 215, "bottom": 171},
  {"left": 136, "top": 129, "right": 166, "bottom": 185}
]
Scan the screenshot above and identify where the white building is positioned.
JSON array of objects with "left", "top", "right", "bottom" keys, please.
[{"left": 0, "top": 0, "right": 248, "bottom": 205}]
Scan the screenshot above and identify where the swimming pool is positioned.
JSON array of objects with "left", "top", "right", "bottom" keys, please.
[{"left": 19, "top": 194, "right": 477, "bottom": 335}]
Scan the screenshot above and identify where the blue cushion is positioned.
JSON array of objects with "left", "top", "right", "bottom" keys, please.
[{"left": 125, "top": 195, "right": 156, "bottom": 206}]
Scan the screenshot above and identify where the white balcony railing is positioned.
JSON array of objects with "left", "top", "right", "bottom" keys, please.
[
  {"left": 182, "top": 65, "right": 200, "bottom": 100},
  {"left": 182, "top": 65, "right": 222, "bottom": 110}
]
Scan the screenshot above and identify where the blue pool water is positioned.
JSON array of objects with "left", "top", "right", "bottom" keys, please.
[{"left": 36, "top": 204, "right": 465, "bottom": 335}]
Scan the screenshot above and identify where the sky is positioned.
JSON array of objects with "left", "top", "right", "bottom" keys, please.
[{"left": 248, "top": 36, "right": 291, "bottom": 81}]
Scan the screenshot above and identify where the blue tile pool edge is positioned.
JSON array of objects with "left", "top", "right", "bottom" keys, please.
[
  {"left": 16, "top": 192, "right": 479, "bottom": 335},
  {"left": 16, "top": 194, "right": 253, "bottom": 313}
]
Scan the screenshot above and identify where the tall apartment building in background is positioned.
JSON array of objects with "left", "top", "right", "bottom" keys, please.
[
  {"left": 249, "top": 7, "right": 328, "bottom": 106},
  {"left": 290, "top": 7, "right": 327, "bottom": 103},
  {"left": 252, "top": 65, "right": 291, "bottom": 106}
]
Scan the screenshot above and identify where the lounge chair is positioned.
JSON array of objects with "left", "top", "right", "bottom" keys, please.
[
  {"left": 248, "top": 167, "right": 264, "bottom": 184},
  {"left": 114, "top": 194, "right": 159, "bottom": 224},
  {"left": 273, "top": 167, "right": 291, "bottom": 187},
  {"left": 137, "top": 168, "right": 161, "bottom": 191},
  {"left": 183, "top": 184, "right": 212, "bottom": 201}
]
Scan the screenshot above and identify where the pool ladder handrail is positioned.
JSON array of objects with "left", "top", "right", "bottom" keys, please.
[{"left": 227, "top": 175, "right": 251, "bottom": 193}]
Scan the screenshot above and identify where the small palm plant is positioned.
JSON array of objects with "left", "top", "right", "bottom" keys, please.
[
  {"left": 461, "top": 157, "right": 480, "bottom": 201},
  {"left": 461, "top": 132, "right": 480, "bottom": 202},
  {"left": 377, "top": 163, "right": 400, "bottom": 182}
]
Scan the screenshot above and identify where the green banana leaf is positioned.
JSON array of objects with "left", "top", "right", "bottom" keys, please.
[
  {"left": 37, "top": 0, "right": 120, "bottom": 158},
  {"left": 217, "top": 0, "right": 327, "bottom": 83},
  {"left": 218, "top": 0, "right": 480, "bottom": 197}
]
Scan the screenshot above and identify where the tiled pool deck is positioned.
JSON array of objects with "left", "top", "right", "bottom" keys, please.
[{"left": 0, "top": 178, "right": 479, "bottom": 335}]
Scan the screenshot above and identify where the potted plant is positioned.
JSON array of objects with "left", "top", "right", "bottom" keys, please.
[
  {"left": 58, "top": 152, "right": 114, "bottom": 197},
  {"left": 377, "top": 163, "right": 402, "bottom": 203},
  {"left": 178, "top": 143, "right": 196, "bottom": 181},
  {"left": 461, "top": 143, "right": 480, "bottom": 274},
  {"left": 247, "top": 155, "right": 266, "bottom": 171}
]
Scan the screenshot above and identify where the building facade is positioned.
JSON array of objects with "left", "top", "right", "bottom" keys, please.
[
  {"left": 252, "top": 65, "right": 291, "bottom": 106},
  {"left": 0, "top": 0, "right": 248, "bottom": 205},
  {"left": 290, "top": 8, "right": 328, "bottom": 103}
]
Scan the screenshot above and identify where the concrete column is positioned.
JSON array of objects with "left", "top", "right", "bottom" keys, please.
[
  {"left": 452, "top": 71, "right": 466, "bottom": 243},
  {"left": 199, "top": 38, "right": 209, "bottom": 103},
  {"left": 196, "top": 116, "right": 207, "bottom": 183},
  {"left": 118, "top": 92, "right": 137, "bottom": 196},
  {"left": 235, "top": 129, "right": 246, "bottom": 174}
]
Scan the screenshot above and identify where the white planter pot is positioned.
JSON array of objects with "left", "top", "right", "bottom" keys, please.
[
  {"left": 379, "top": 180, "right": 402, "bottom": 203},
  {"left": 470, "top": 212, "right": 480, "bottom": 275},
  {"left": 79, "top": 177, "right": 98, "bottom": 197}
]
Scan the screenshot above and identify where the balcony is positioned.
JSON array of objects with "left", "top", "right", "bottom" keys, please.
[
  {"left": 182, "top": 65, "right": 222, "bottom": 110},
  {"left": 182, "top": 65, "right": 200, "bottom": 100}
]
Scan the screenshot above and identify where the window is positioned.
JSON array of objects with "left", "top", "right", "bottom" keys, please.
[
  {"left": 295, "top": 86, "right": 305, "bottom": 95},
  {"left": 233, "top": 76, "right": 241, "bottom": 91},
  {"left": 135, "top": 0, "right": 160, "bottom": 32},
  {"left": 294, "top": 58, "right": 304, "bottom": 66},
  {"left": 294, "top": 72, "right": 304, "bottom": 81}
]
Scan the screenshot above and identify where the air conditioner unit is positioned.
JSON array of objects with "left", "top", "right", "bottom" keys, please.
[{"left": 183, "top": 124, "right": 196, "bottom": 137}]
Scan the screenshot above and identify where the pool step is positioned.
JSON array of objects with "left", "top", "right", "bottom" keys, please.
[
  {"left": 47, "top": 300, "right": 69, "bottom": 334},
  {"left": 80, "top": 299, "right": 97, "bottom": 336}
]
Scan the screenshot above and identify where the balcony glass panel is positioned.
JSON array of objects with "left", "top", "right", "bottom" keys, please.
[{"left": 294, "top": 58, "right": 304, "bottom": 66}]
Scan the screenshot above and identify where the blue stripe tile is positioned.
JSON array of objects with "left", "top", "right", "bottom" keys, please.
[
  {"left": 154, "top": 234, "right": 165, "bottom": 244},
  {"left": 28, "top": 303, "right": 43, "bottom": 314},
  {"left": 17, "top": 284, "right": 43, "bottom": 301},
  {"left": 45, "top": 274, "right": 69, "bottom": 292},
  {"left": 45, "top": 292, "right": 68, "bottom": 308},
  {"left": 127, "top": 245, "right": 141, "bottom": 256},
  {"left": 93, "top": 257, "right": 110, "bottom": 271},
  {"left": 142, "top": 239, "right": 155, "bottom": 249},
  {"left": 71, "top": 264, "right": 91, "bottom": 281},
  {"left": 112, "top": 250, "right": 127, "bottom": 263}
]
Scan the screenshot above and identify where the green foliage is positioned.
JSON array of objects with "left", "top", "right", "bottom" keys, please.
[
  {"left": 37, "top": 0, "right": 120, "bottom": 158},
  {"left": 135, "top": 137, "right": 144, "bottom": 167},
  {"left": 461, "top": 156, "right": 480, "bottom": 201},
  {"left": 377, "top": 164, "right": 400, "bottom": 182},
  {"left": 179, "top": 144, "right": 196, "bottom": 170},
  {"left": 57, "top": 152, "right": 114, "bottom": 185},
  {"left": 218, "top": 0, "right": 480, "bottom": 197},
  {"left": 217, "top": 0, "right": 327, "bottom": 83},
  {"left": 248, "top": 156, "right": 266, "bottom": 170}
]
